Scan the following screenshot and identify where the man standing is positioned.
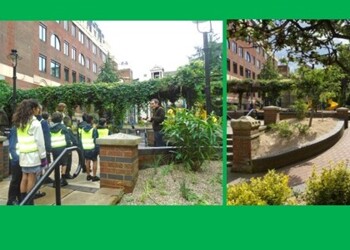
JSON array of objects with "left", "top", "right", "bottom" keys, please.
[{"left": 148, "top": 99, "right": 166, "bottom": 147}]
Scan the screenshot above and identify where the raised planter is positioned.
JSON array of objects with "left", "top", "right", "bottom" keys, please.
[{"left": 250, "top": 121, "right": 344, "bottom": 173}]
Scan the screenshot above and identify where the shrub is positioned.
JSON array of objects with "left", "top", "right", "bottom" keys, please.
[
  {"left": 291, "top": 100, "right": 308, "bottom": 120},
  {"left": 162, "top": 108, "right": 222, "bottom": 171},
  {"left": 227, "top": 170, "right": 293, "bottom": 205},
  {"left": 305, "top": 162, "right": 350, "bottom": 205},
  {"left": 294, "top": 123, "right": 310, "bottom": 135},
  {"left": 270, "top": 121, "right": 293, "bottom": 138}
]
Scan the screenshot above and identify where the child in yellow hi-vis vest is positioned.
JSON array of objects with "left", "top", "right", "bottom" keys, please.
[
  {"left": 50, "top": 112, "right": 72, "bottom": 187},
  {"left": 81, "top": 114, "right": 99, "bottom": 182}
]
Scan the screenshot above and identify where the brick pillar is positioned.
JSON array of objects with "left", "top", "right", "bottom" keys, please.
[
  {"left": 231, "top": 116, "right": 260, "bottom": 173},
  {"left": 263, "top": 106, "right": 280, "bottom": 126},
  {"left": 0, "top": 136, "right": 9, "bottom": 181},
  {"left": 337, "top": 107, "right": 349, "bottom": 129},
  {"left": 96, "top": 133, "right": 141, "bottom": 193}
]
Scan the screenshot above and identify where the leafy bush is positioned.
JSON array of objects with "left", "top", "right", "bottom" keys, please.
[
  {"left": 162, "top": 108, "right": 222, "bottom": 171},
  {"left": 270, "top": 121, "right": 293, "bottom": 138},
  {"left": 227, "top": 170, "right": 293, "bottom": 205},
  {"left": 305, "top": 162, "right": 350, "bottom": 205},
  {"left": 293, "top": 123, "right": 310, "bottom": 135},
  {"left": 290, "top": 99, "right": 308, "bottom": 120}
]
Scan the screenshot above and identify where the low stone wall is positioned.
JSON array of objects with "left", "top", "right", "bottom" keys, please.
[
  {"left": 139, "top": 146, "right": 176, "bottom": 169},
  {"left": 251, "top": 120, "right": 344, "bottom": 173}
]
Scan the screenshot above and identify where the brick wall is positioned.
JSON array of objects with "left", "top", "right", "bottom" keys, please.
[
  {"left": 0, "top": 137, "right": 9, "bottom": 181},
  {"left": 97, "top": 133, "right": 141, "bottom": 193}
]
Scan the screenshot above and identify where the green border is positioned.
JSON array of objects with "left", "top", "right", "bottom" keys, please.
[
  {"left": 0, "top": 0, "right": 349, "bottom": 19},
  {"left": 2, "top": 1, "right": 350, "bottom": 249}
]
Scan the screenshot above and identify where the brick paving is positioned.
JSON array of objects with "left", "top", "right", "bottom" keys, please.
[{"left": 228, "top": 127, "right": 350, "bottom": 188}]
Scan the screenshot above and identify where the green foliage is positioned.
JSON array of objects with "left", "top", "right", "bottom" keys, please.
[
  {"left": 305, "top": 162, "right": 350, "bottom": 205},
  {"left": 162, "top": 108, "right": 222, "bottom": 171},
  {"left": 290, "top": 99, "right": 308, "bottom": 120},
  {"left": 258, "top": 57, "right": 280, "bottom": 80},
  {"left": 95, "top": 53, "right": 119, "bottom": 83},
  {"left": 293, "top": 122, "right": 309, "bottom": 135},
  {"left": 270, "top": 121, "right": 293, "bottom": 138},
  {"left": 227, "top": 170, "right": 293, "bottom": 205}
]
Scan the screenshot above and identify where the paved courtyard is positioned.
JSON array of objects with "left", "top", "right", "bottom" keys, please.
[
  {"left": 228, "top": 125, "right": 350, "bottom": 190},
  {"left": 0, "top": 152, "right": 123, "bottom": 205}
]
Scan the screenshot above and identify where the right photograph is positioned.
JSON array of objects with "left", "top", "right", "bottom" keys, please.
[{"left": 226, "top": 19, "right": 350, "bottom": 205}]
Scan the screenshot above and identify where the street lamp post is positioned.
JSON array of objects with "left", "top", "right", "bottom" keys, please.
[
  {"left": 7, "top": 49, "right": 19, "bottom": 112},
  {"left": 196, "top": 21, "right": 213, "bottom": 114}
]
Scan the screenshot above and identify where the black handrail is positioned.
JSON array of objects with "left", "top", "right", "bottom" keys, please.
[{"left": 20, "top": 146, "right": 83, "bottom": 206}]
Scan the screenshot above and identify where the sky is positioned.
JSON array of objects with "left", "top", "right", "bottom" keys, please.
[{"left": 96, "top": 21, "right": 222, "bottom": 81}]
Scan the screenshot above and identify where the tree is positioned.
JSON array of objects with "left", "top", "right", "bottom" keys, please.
[
  {"left": 293, "top": 66, "right": 342, "bottom": 127},
  {"left": 227, "top": 19, "right": 350, "bottom": 104},
  {"left": 227, "top": 20, "right": 350, "bottom": 71},
  {"left": 258, "top": 57, "right": 280, "bottom": 80},
  {"left": 95, "top": 53, "right": 119, "bottom": 83},
  {"left": 189, "top": 33, "right": 222, "bottom": 78}
]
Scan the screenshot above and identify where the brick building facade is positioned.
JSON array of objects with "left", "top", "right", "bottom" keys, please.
[
  {"left": 0, "top": 21, "right": 111, "bottom": 89},
  {"left": 227, "top": 38, "right": 268, "bottom": 81}
]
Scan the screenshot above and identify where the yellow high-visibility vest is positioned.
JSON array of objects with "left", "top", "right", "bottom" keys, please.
[
  {"left": 50, "top": 129, "right": 67, "bottom": 148},
  {"left": 97, "top": 128, "right": 109, "bottom": 138},
  {"left": 17, "top": 124, "right": 38, "bottom": 153},
  {"left": 81, "top": 128, "right": 95, "bottom": 150}
]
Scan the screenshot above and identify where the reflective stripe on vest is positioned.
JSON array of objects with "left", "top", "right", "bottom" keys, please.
[
  {"left": 81, "top": 129, "right": 95, "bottom": 150},
  {"left": 17, "top": 124, "right": 38, "bottom": 153},
  {"left": 50, "top": 129, "right": 67, "bottom": 148},
  {"left": 97, "top": 128, "right": 109, "bottom": 138}
]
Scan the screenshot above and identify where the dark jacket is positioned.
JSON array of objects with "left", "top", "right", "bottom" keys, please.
[
  {"left": 36, "top": 115, "right": 51, "bottom": 152},
  {"left": 8, "top": 127, "right": 19, "bottom": 167},
  {"left": 151, "top": 106, "right": 165, "bottom": 131}
]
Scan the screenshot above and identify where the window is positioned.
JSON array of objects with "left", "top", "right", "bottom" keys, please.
[
  {"left": 39, "top": 23, "right": 46, "bottom": 42},
  {"left": 79, "top": 74, "right": 86, "bottom": 83},
  {"left": 102, "top": 53, "right": 106, "bottom": 62},
  {"left": 63, "top": 21, "right": 69, "bottom": 31},
  {"left": 78, "top": 30, "right": 84, "bottom": 44},
  {"left": 256, "top": 60, "right": 261, "bottom": 69},
  {"left": 64, "top": 67, "right": 69, "bottom": 82},
  {"left": 64, "top": 41, "right": 69, "bottom": 56},
  {"left": 233, "top": 62, "right": 238, "bottom": 74},
  {"left": 50, "top": 60, "right": 61, "bottom": 78},
  {"left": 92, "top": 62, "right": 97, "bottom": 73},
  {"left": 238, "top": 47, "right": 243, "bottom": 58},
  {"left": 86, "top": 58, "right": 90, "bottom": 69},
  {"left": 245, "top": 69, "right": 251, "bottom": 78},
  {"left": 72, "top": 71, "right": 77, "bottom": 83},
  {"left": 239, "top": 65, "right": 244, "bottom": 76},
  {"left": 227, "top": 59, "right": 231, "bottom": 72},
  {"left": 92, "top": 43, "right": 97, "bottom": 55},
  {"left": 245, "top": 52, "right": 251, "bottom": 63},
  {"left": 71, "top": 24, "right": 76, "bottom": 37},
  {"left": 50, "top": 34, "right": 60, "bottom": 51},
  {"left": 79, "top": 53, "right": 85, "bottom": 66},
  {"left": 232, "top": 41, "right": 237, "bottom": 53},
  {"left": 86, "top": 37, "right": 90, "bottom": 49},
  {"left": 39, "top": 55, "right": 46, "bottom": 72},
  {"left": 72, "top": 47, "right": 76, "bottom": 60}
]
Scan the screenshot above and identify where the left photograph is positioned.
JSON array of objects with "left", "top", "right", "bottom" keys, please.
[{"left": 0, "top": 21, "right": 223, "bottom": 205}]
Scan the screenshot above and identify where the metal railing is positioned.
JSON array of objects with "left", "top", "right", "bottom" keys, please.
[{"left": 20, "top": 146, "right": 83, "bottom": 205}]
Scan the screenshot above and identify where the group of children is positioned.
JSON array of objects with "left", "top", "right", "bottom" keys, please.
[{"left": 7, "top": 100, "right": 110, "bottom": 205}]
